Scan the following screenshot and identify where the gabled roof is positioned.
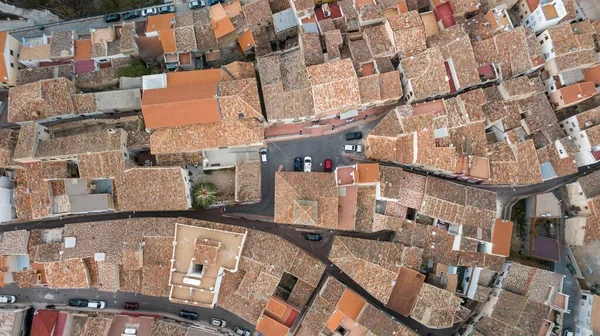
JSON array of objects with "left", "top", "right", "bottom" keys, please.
[{"left": 31, "top": 310, "right": 59, "bottom": 336}]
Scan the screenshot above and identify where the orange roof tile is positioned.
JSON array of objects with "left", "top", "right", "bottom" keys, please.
[
  {"left": 337, "top": 289, "right": 366, "bottom": 320},
  {"left": 584, "top": 65, "right": 600, "bottom": 85},
  {"left": 159, "top": 29, "right": 177, "bottom": 54},
  {"left": 141, "top": 83, "right": 220, "bottom": 128},
  {"left": 74, "top": 39, "right": 92, "bottom": 61},
  {"left": 325, "top": 310, "right": 347, "bottom": 332},
  {"left": 210, "top": 3, "right": 236, "bottom": 39},
  {"left": 0, "top": 32, "right": 7, "bottom": 82},
  {"left": 265, "top": 297, "right": 288, "bottom": 318},
  {"left": 238, "top": 29, "right": 255, "bottom": 52},
  {"left": 224, "top": 0, "right": 243, "bottom": 18},
  {"left": 560, "top": 81, "right": 597, "bottom": 105},
  {"left": 166, "top": 68, "right": 222, "bottom": 87},
  {"left": 491, "top": 219, "right": 513, "bottom": 257},
  {"left": 146, "top": 13, "right": 175, "bottom": 33},
  {"left": 256, "top": 314, "right": 290, "bottom": 336},
  {"left": 356, "top": 163, "right": 380, "bottom": 183}
]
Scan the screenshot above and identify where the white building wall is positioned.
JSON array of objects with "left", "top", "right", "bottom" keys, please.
[
  {"left": 525, "top": 0, "right": 567, "bottom": 33},
  {"left": 575, "top": 291, "right": 595, "bottom": 336}
]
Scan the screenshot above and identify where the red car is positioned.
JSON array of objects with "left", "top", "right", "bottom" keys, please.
[
  {"left": 123, "top": 302, "right": 138, "bottom": 310},
  {"left": 324, "top": 159, "right": 332, "bottom": 172}
]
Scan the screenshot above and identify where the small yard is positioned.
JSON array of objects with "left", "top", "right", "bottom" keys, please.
[
  {"left": 194, "top": 170, "right": 235, "bottom": 203},
  {"left": 572, "top": 242, "right": 600, "bottom": 291},
  {"left": 508, "top": 200, "right": 554, "bottom": 270}
]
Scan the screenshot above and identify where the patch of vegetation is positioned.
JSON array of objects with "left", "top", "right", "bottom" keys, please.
[
  {"left": 191, "top": 182, "right": 219, "bottom": 210},
  {"left": 116, "top": 59, "right": 161, "bottom": 78}
]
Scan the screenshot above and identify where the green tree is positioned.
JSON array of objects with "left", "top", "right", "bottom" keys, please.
[{"left": 192, "top": 182, "right": 218, "bottom": 209}]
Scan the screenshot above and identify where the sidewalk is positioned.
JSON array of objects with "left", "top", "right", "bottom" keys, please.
[
  {"left": 264, "top": 106, "right": 389, "bottom": 141},
  {"left": 0, "top": 2, "right": 60, "bottom": 31}
]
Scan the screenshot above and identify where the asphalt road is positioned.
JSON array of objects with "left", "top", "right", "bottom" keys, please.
[
  {"left": 8, "top": 2, "right": 199, "bottom": 39},
  {"left": 0, "top": 284, "right": 256, "bottom": 333},
  {"left": 225, "top": 119, "right": 382, "bottom": 217}
]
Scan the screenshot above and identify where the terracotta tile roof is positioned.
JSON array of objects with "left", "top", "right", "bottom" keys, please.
[
  {"left": 174, "top": 26, "right": 197, "bottom": 51},
  {"left": 426, "top": 25, "right": 480, "bottom": 89},
  {"left": 119, "top": 168, "right": 189, "bottom": 211},
  {"left": 35, "top": 128, "right": 123, "bottom": 160},
  {"left": 13, "top": 162, "right": 52, "bottom": 220},
  {"left": 306, "top": 58, "right": 361, "bottom": 116},
  {"left": 45, "top": 258, "right": 90, "bottom": 289},
  {"left": 386, "top": 11, "right": 426, "bottom": 57},
  {"left": 8, "top": 77, "right": 75, "bottom": 123},
  {"left": 0, "top": 230, "right": 29, "bottom": 255},
  {"left": 292, "top": 0, "right": 314, "bottom": 11},
  {"left": 325, "top": 29, "right": 343, "bottom": 60},
  {"left": 358, "top": 3, "right": 383, "bottom": 23},
  {"left": 363, "top": 24, "right": 394, "bottom": 57},
  {"left": 146, "top": 13, "right": 175, "bottom": 32},
  {"left": 348, "top": 37, "right": 373, "bottom": 65},
  {"left": 491, "top": 219, "right": 513, "bottom": 257},
  {"left": 411, "top": 283, "right": 462, "bottom": 328},
  {"left": 553, "top": 49, "right": 597, "bottom": 73},
  {"left": 235, "top": 160, "right": 261, "bottom": 202},
  {"left": 194, "top": 24, "right": 218, "bottom": 52},
  {"left": 19, "top": 44, "right": 50, "bottom": 62},
  {"left": 399, "top": 46, "right": 450, "bottom": 100},
  {"left": 490, "top": 140, "right": 543, "bottom": 185},
  {"left": 274, "top": 172, "right": 338, "bottom": 227},
  {"left": 547, "top": 22, "right": 595, "bottom": 55},
  {"left": 0, "top": 129, "right": 18, "bottom": 167},
  {"left": 243, "top": 0, "right": 273, "bottom": 26},
  {"left": 175, "top": 12, "right": 194, "bottom": 27},
  {"left": 499, "top": 76, "right": 545, "bottom": 101},
  {"left": 49, "top": 30, "right": 75, "bottom": 58},
  {"left": 329, "top": 237, "right": 400, "bottom": 302},
  {"left": 357, "top": 303, "right": 418, "bottom": 335},
  {"left": 386, "top": 266, "right": 425, "bottom": 316},
  {"left": 211, "top": 3, "right": 236, "bottom": 39},
  {"left": 449, "top": 0, "right": 479, "bottom": 14},
  {"left": 300, "top": 32, "right": 324, "bottom": 66},
  {"left": 149, "top": 118, "right": 263, "bottom": 154},
  {"left": 379, "top": 166, "right": 425, "bottom": 209}
]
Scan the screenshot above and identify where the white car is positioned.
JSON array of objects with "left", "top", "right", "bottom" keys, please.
[
  {"left": 142, "top": 8, "right": 158, "bottom": 16},
  {"left": 211, "top": 318, "right": 227, "bottom": 327},
  {"left": 344, "top": 144, "right": 363, "bottom": 153},
  {"left": 259, "top": 148, "right": 267, "bottom": 164},
  {"left": 0, "top": 295, "right": 16, "bottom": 303},
  {"left": 303, "top": 156, "right": 312, "bottom": 172},
  {"left": 88, "top": 300, "right": 106, "bottom": 309}
]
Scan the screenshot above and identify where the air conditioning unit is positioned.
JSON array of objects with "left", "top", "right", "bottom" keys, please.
[{"left": 323, "top": 3, "right": 331, "bottom": 17}]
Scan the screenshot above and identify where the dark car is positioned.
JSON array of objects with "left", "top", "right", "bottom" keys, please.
[
  {"left": 179, "top": 310, "right": 198, "bottom": 320},
  {"left": 158, "top": 5, "right": 176, "bottom": 14},
  {"left": 294, "top": 157, "right": 303, "bottom": 171},
  {"left": 324, "top": 159, "right": 332, "bottom": 172},
  {"left": 69, "top": 298, "right": 89, "bottom": 307},
  {"left": 208, "top": 0, "right": 221, "bottom": 6},
  {"left": 103, "top": 13, "right": 120, "bottom": 23},
  {"left": 305, "top": 233, "right": 322, "bottom": 241},
  {"left": 123, "top": 302, "right": 138, "bottom": 310},
  {"left": 123, "top": 11, "right": 140, "bottom": 20},
  {"left": 345, "top": 132, "right": 363, "bottom": 140}
]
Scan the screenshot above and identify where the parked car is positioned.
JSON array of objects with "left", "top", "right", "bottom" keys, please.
[
  {"left": 345, "top": 132, "right": 362, "bottom": 140},
  {"left": 343, "top": 144, "right": 363, "bottom": 152},
  {"left": 324, "top": 159, "right": 332, "bottom": 172},
  {"left": 303, "top": 156, "right": 312, "bottom": 172},
  {"left": 158, "top": 5, "right": 176, "bottom": 14},
  {"left": 103, "top": 13, "right": 120, "bottom": 23},
  {"left": 179, "top": 310, "right": 198, "bottom": 320},
  {"left": 567, "top": 264, "right": 576, "bottom": 275},
  {"left": 233, "top": 326, "right": 251, "bottom": 336},
  {"left": 68, "top": 299, "right": 88, "bottom": 307},
  {"left": 189, "top": 0, "right": 206, "bottom": 8},
  {"left": 123, "top": 302, "right": 138, "bottom": 310},
  {"left": 123, "top": 11, "right": 140, "bottom": 20},
  {"left": 0, "top": 295, "right": 16, "bottom": 303},
  {"left": 210, "top": 318, "right": 227, "bottom": 327},
  {"left": 142, "top": 8, "right": 158, "bottom": 16},
  {"left": 305, "top": 233, "right": 322, "bottom": 241},
  {"left": 260, "top": 148, "right": 267, "bottom": 164},
  {"left": 208, "top": 0, "right": 221, "bottom": 6},
  {"left": 294, "top": 157, "right": 302, "bottom": 171},
  {"left": 88, "top": 300, "right": 106, "bottom": 309}
]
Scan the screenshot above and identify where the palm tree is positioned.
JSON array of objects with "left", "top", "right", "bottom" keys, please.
[{"left": 192, "top": 182, "right": 218, "bottom": 209}]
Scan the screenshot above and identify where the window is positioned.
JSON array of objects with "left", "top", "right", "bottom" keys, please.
[
  {"left": 10, "top": 63, "right": 13, "bottom": 68},
  {"left": 581, "top": 134, "right": 585, "bottom": 138},
  {"left": 9, "top": 49, "right": 13, "bottom": 56},
  {"left": 585, "top": 206, "right": 589, "bottom": 209},
  {"left": 545, "top": 35, "right": 549, "bottom": 40},
  {"left": 525, "top": 19, "right": 530, "bottom": 25},
  {"left": 559, "top": 149, "right": 563, "bottom": 154},
  {"left": 540, "top": 40, "right": 544, "bottom": 45}
]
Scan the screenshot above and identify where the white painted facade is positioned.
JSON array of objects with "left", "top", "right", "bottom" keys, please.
[
  {"left": 559, "top": 116, "right": 600, "bottom": 166},
  {"left": 575, "top": 291, "right": 594, "bottom": 336},
  {"left": 523, "top": 0, "right": 567, "bottom": 33}
]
